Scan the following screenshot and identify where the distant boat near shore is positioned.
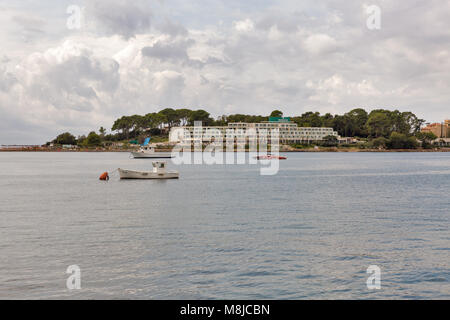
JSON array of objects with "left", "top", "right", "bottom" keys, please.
[
  {"left": 131, "top": 137, "right": 173, "bottom": 158},
  {"left": 131, "top": 146, "right": 174, "bottom": 159},
  {"left": 255, "top": 154, "right": 287, "bottom": 160}
]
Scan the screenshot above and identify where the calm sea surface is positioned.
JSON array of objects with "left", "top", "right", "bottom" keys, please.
[{"left": 0, "top": 152, "right": 449, "bottom": 299}]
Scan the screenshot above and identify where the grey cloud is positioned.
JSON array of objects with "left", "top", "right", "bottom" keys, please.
[
  {"left": 0, "top": 106, "right": 52, "bottom": 145},
  {"left": 12, "top": 13, "right": 46, "bottom": 43},
  {"left": 12, "top": 14, "right": 46, "bottom": 29},
  {"left": 255, "top": 10, "right": 316, "bottom": 32},
  {"left": 25, "top": 54, "right": 119, "bottom": 113},
  {"left": 142, "top": 40, "right": 193, "bottom": 61},
  {"left": 54, "top": 56, "right": 118, "bottom": 92},
  {"left": 141, "top": 39, "right": 207, "bottom": 68},
  {"left": 157, "top": 20, "right": 188, "bottom": 37},
  {"left": 0, "top": 69, "right": 17, "bottom": 92},
  {"left": 86, "top": 0, "right": 152, "bottom": 39}
]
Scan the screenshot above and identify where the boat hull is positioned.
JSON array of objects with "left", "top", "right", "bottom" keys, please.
[
  {"left": 118, "top": 168, "right": 179, "bottom": 179},
  {"left": 131, "top": 152, "right": 173, "bottom": 159},
  {"left": 255, "top": 155, "right": 287, "bottom": 160}
]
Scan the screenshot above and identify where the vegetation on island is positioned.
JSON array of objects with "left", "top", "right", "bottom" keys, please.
[{"left": 49, "top": 107, "right": 440, "bottom": 150}]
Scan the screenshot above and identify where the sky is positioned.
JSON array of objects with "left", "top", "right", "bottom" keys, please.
[{"left": 0, "top": 0, "right": 449, "bottom": 144}]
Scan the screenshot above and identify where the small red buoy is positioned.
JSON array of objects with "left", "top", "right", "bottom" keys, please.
[{"left": 99, "top": 172, "right": 109, "bottom": 181}]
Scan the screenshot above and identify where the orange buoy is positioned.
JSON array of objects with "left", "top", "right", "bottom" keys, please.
[{"left": 99, "top": 172, "right": 109, "bottom": 181}]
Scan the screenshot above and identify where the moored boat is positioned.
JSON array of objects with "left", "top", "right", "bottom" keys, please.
[
  {"left": 255, "top": 154, "right": 287, "bottom": 160},
  {"left": 119, "top": 161, "right": 179, "bottom": 179},
  {"left": 131, "top": 137, "right": 173, "bottom": 159},
  {"left": 131, "top": 145, "right": 173, "bottom": 159}
]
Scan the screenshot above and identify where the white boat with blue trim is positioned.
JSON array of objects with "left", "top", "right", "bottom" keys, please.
[
  {"left": 131, "top": 145, "right": 173, "bottom": 159},
  {"left": 130, "top": 137, "right": 173, "bottom": 159}
]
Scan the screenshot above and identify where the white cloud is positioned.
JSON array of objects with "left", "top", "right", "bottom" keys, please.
[
  {"left": 307, "top": 75, "right": 380, "bottom": 105},
  {"left": 304, "top": 33, "right": 338, "bottom": 54},
  {"left": 233, "top": 19, "right": 255, "bottom": 32}
]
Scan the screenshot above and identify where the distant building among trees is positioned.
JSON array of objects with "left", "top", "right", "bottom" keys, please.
[
  {"left": 421, "top": 120, "right": 450, "bottom": 138},
  {"left": 48, "top": 107, "right": 447, "bottom": 150}
]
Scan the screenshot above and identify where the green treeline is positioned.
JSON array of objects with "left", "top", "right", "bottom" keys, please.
[
  {"left": 109, "top": 108, "right": 427, "bottom": 139},
  {"left": 50, "top": 107, "right": 438, "bottom": 149}
]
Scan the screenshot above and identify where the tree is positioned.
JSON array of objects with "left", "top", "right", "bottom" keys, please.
[
  {"left": 111, "top": 115, "right": 145, "bottom": 138},
  {"left": 189, "top": 109, "right": 213, "bottom": 125},
  {"left": 371, "top": 137, "right": 388, "bottom": 148},
  {"left": 345, "top": 108, "right": 369, "bottom": 137},
  {"left": 76, "top": 135, "right": 86, "bottom": 146},
  {"left": 366, "top": 111, "right": 393, "bottom": 138},
  {"left": 159, "top": 108, "right": 179, "bottom": 128},
  {"left": 144, "top": 113, "right": 166, "bottom": 130},
  {"left": 399, "top": 111, "right": 425, "bottom": 135},
  {"left": 215, "top": 115, "right": 228, "bottom": 126},
  {"left": 112, "top": 116, "right": 133, "bottom": 139},
  {"left": 416, "top": 131, "right": 437, "bottom": 143},
  {"left": 226, "top": 114, "right": 268, "bottom": 123},
  {"left": 85, "top": 131, "right": 102, "bottom": 146},
  {"left": 176, "top": 109, "right": 192, "bottom": 126},
  {"left": 322, "top": 135, "right": 339, "bottom": 147},
  {"left": 322, "top": 113, "right": 335, "bottom": 128},
  {"left": 54, "top": 132, "right": 77, "bottom": 145},
  {"left": 129, "top": 114, "right": 145, "bottom": 136},
  {"left": 293, "top": 112, "right": 323, "bottom": 127},
  {"left": 332, "top": 115, "right": 347, "bottom": 136},
  {"left": 416, "top": 131, "right": 437, "bottom": 149},
  {"left": 270, "top": 110, "right": 283, "bottom": 118},
  {"left": 386, "top": 132, "right": 418, "bottom": 149},
  {"left": 99, "top": 127, "right": 106, "bottom": 137}
]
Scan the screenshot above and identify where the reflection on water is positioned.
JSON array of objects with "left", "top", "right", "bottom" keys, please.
[{"left": 0, "top": 152, "right": 449, "bottom": 299}]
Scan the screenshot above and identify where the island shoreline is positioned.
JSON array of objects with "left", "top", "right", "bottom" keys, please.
[{"left": 1, "top": 148, "right": 450, "bottom": 153}]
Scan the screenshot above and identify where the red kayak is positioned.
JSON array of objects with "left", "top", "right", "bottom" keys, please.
[{"left": 255, "top": 155, "right": 287, "bottom": 160}]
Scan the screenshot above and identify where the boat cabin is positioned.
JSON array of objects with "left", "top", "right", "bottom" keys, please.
[
  {"left": 139, "top": 145, "right": 155, "bottom": 153},
  {"left": 152, "top": 161, "right": 167, "bottom": 173}
]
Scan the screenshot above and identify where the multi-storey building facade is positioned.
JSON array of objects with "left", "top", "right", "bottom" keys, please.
[
  {"left": 169, "top": 118, "right": 339, "bottom": 144},
  {"left": 421, "top": 120, "right": 450, "bottom": 138}
]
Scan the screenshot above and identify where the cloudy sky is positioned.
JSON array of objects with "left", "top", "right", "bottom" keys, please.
[{"left": 0, "top": 0, "right": 449, "bottom": 144}]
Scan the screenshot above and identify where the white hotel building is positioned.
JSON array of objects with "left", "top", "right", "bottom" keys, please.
[{"left": 169, "top": 118, "right": 339, "bottom": 145}]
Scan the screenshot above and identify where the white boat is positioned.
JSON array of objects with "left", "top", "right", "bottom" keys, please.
[
  {"left": 131, "top": 145, "right": 173, "bottom": 159},
  {"left": 118, "top": 161, "right": 179, "bottom": 179}
]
